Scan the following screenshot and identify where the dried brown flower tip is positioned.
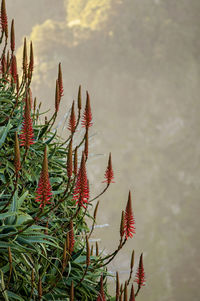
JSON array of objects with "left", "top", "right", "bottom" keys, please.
[
  {"left": 55, "top": 79, "right": 60, "bottom": 113},
  {"left": 129, "top": 284, "right": 135, "bottom": 301},
  {"left": 90, "top": 245, "right": 93, "bottom": 256},
  {"left": 78, "top": 85, "right": 82, "bottom": 111},
  {"left": 131, "top": 250, "right": 135, "bottom": 271},
  {"left": 96, "top": 241, "right": 99, "bottom": 256},
  {"left": 28, "top": 41, "right": 34, "bottom": 79},
  {"left": 116, "top": 271, "right": 120, "bottom": 301},
  {"left": 58, "top": 62, "right": 64, "bottom": 98},
  {"left": 120, "top": 210, "right": 125, "bottom": 238},
  {"left": 10, "top": 19, "right": 15, "bottom": 53},
  {"left": 124, "top": 281, "right": 128, "bottom": 301},
  {"left": 22, "top": 37, "right": 27, "bottom": 78}
]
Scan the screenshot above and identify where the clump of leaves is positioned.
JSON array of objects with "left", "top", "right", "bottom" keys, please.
[{"left": 0, "top": 0, "right": 145, "bottom": 300}]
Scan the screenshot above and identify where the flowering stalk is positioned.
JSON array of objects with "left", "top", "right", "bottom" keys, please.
[
  {"left": 134, "top": 253, "right": 145, "bottom": 296},
  {"left": 103, "top": 152, "right": 114, "bottom": 185},
  {"left": 67, "top": 139, "right": 73, "bottom": 180},
  {"left": 84, "top": 128, "right": 89, "bottom": 160},
  {"left": 1, "top": 0, "right": 8, "bottom": 38},
  {"left": 58, "top": 62, "right": 64, "bottom": 98},
  {"left": 97, "top": 275, "right": 106, "bottom": 301},
  {"left": 55, "top": 79, "right": 60, "bottom": 113},
  {"left": 19, "top": 95, "right": 34, "bottom": 149},
  {"left": 22, "top": 37, "right": 27, "bottom": 79},
  {"left": 28, "top": 87, "right": 33, "bottom": 109},
  {"left": 38, "top": 276, "right": 42, "bottom": 301},
  {"left": 73, "top": 152, "right": 89, "bottom": 208},
  {"left": 28, "top": 41, "right": 34, "bottom": 80},
  {"left": 82, "top": 91, "right": 93, "bottom": 128},
  {"left": 127, "top": 249, "right": 135, "bottom": 285},
  {"left": 69, "top": 220, "right": 75, "bottom": 255},
  {"left": 124, "top": 191, "right": 135, "bottom": 239},
  {"left": 73, "top": 146, "right": 78, "bottom": 176},
  {"left": 70, "top": 281, "right": 74, "bottom": 301},
  {"left": 10, "top": 54, "right": 17, "bottom": 83},
  {"left": 88, "top": 200, "right": 99, "bottom": 238},
  {"left": 129, "top": 284, "right": 135, "bottom": 301},
  {"left": 1, "top": 52, "right": 6, "bottom": 76},
  {"left": 68, "top": 100, "right": 76, "bottom": 134},
  {"left": 35, "top": 146, "right": 52, "bottom": 209}
]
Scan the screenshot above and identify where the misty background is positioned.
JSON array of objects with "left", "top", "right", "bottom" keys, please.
[{"left": 6, "top": 0, "right": 200, "bottom": 300}]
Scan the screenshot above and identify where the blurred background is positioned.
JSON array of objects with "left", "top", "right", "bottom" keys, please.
[{"left": 6, "top": 0, "right": 200, "bottom": 300}]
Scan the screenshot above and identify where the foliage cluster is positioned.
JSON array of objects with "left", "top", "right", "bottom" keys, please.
[{"left": 0, "top": 0, "right": 145, "bottom": 300}]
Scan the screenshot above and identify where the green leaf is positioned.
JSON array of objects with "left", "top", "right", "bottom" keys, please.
[
  {"left": 0, "top": 211, "right": 17, "bottom": 220},
  {"left": 0, "top": 269, "right": 9, "bottom": 301},
  {"left": 7, "top": 291, "right": 25, "bottom": 301},
  {"left": 0, "top": 120, "right": 12, "bottom": 148}
]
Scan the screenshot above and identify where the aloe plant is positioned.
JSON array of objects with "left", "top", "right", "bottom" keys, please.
[{"left": 0, "top": 0, "right": 145, "bottom": 300}]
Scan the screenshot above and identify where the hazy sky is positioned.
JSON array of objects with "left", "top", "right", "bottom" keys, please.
[{"left": 6, "top": 0, "right": 200, "bottom": 300}]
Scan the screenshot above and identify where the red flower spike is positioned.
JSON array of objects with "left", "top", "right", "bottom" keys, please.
[
  {"left": 19, "top": 96, "right": 34, "bottom": 148},
  {"left": 1, "top": 0, "right": 8, "bottom": 38},
  {"left": 55, "top": 79, "right": 60, "bottom": 113},
  {"left": 10, "top": 19, "right": 15, "bottom": 53},
  {"left": 68, "top": 100, "right": 76, "bottom": 133},
  {"left": 67, "top": 139, "right": 73, "bottom": 179},
  {"left": 1, "top": 53, "right": 6, "bottom": 76},
  {"left": 58, "top": 62, "right": 64, "bottom": 98},
  {"left": 35, "top": 146, "right": 52, "bottom": 209},
  {"left": 124, "top": 191, "right": 136, "bottom": 239},
  {"left": 69, "top": 220, "right": 75, "bottom": 255},
  {"left": 22, "top": 37, "right": 28, "bottom": 78},
  {"left": 103, "top": 152, "right": 114, "bottom": 185},
  {"left": 11, "top": 55, "right": 17, "bottom": 83},
  {"left": 28, "top": 41, "right": 34, "bottom": 79},
  {"left": 81, "top": 91, "right": 93, "bottom": 128},
  {"left": 97, "top": 275, "right": 106, "bottom": 301},
  {"left": 134, "top": 253, "right": 145, "bottom": 288},
  {"left": 84, "top": 128, "right": 89, "bottom": 159},
  {"left": 72, "top": 152, "right": 89, "bottom": 208},
  {"left": 14, "top": 132, "right": 21, "bottom": 176}
]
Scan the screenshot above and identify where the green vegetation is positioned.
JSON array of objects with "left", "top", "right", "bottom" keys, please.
[{"left": 0, "top": 0, "right": 145, "bottom": 299}]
